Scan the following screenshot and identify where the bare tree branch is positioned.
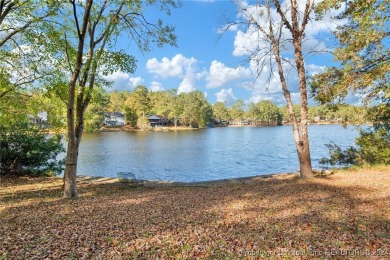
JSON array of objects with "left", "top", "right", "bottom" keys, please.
[
  {"left": 70, "top": 0, "right": 81, "bottom": 38},
  {"left": 272, "top": 0, "right": 293, "bottom": 33},
  {"left": 301, "top": 0, "right": 314, "bottom": 34},
  {"left": 64, "top": 33, "right": 74, "bottom": 74}
]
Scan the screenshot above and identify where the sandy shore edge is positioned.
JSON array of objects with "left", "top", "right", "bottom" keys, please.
[{"left": 76, "top": 172, "right": 301, "bottom": 187}]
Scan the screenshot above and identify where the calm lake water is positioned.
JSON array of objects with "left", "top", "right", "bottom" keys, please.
[{"left": 75, "top": 125, "right": 359, "bottom": 182}]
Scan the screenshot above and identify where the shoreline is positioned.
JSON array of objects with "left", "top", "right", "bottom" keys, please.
[
  {"left": 44, "top": 122, "right": 361, "bottom": 134},
  {"left": 76, "top": 171, "right": 307, "bottom": 187},
  {"left": 99, "top": 125, "right": 202, "bottom": 132},
  {"left": 98, "top": 122, "right": 358, "bottom": 132},
  {"left": 74, "top": 167, "right": 334, "bottom": 187}
]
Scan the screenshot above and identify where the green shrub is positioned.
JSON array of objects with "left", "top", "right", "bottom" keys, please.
[
  {"left": 321, "top": 128, "right": 390, "bottom": 167},
  {"left": 0, "top": 123, "right": 65, "bottom": 176},
  {"left": 320, "top": 142, "right": 359, "bottom": 166},
  {"left": 356, "top": 128, "right": 390, "bottom": 165}
]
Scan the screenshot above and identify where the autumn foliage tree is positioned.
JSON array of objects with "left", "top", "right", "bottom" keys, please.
[
  {"left": 312, "top": 0, "right": 390, "bottom": 165},
  {"left": 212, "top": 102, "right": 230, "bottom": 123},
  {"left": 124, "top": 85, "right": 151, "bottom": 128},
  {"left": 247, "top": 100, "right": 282, "bottom": 126},
  {"left": 53, "top": 0, "right": 179, "bottom": 198}
]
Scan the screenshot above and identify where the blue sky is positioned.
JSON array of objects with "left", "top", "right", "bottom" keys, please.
[{"left": 105, "top": 0, "right": 346, "bottom": 106}]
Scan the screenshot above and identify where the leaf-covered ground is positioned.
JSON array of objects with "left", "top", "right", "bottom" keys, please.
[{"left": 1, "top": 167, "right": 389, "bottom": 259}]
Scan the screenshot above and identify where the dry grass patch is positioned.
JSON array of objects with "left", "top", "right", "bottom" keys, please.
[{"left": 1, "top": 167, "right": 389, "bottom": 259}]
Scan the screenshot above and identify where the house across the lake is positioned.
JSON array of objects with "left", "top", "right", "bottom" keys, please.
[
  {"left": 147, "top": 115, "right": 169, "bottom": 127},
  {"left": 104, "top": 112, "right": 125, "bottom": 126},
  {"left": 28, "top": 112, "right": 48, "bottom": 128}
]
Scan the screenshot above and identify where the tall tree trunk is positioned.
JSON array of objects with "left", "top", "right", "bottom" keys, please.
[
  {"left": 292, "top": 21, "right": 313, "bottom": 178},
  {"left": 241, "top": 0, "right": 314, "bottom": 178},
  {"left": 63, "top": 69, "right": 82, "bottom": 198},
  {"left": 296, "top": 136, "right": 312, "bottom": 178},
  {"left": 62, "top": 0, "right": 92, "bottom": 199},
  {"left": 270, "top": 24, "right": 313, "bottom": 178},
  {"left": 273, "top": 0, "right": 313, "bottom": 178},
  {"left": 63, "top": 90, "right": 79, "bottom": 198},
  {"left": 63, "top": 101, "right": 85, "bottom": 198},
  {"left": 63, "top": 140, "right": 78, "bottom": 198}
]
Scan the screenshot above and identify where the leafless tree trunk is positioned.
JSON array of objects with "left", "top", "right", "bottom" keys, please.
[
  {"left": 275, "top": 0, "right": 314, "bottom": 178},
  {"left": 235, "top": 0, "right": 314, "bottom": 178}
]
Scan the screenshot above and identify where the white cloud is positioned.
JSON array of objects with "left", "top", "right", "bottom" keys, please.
[
  {"left": 215, "top": 88, "right": 237, "bottom": 106},
  {"left": 217, "top": 23, "right": 240, "bottom": 34},
  {"left": 206, "top": 60, "right": 251, "bottom": 88},
  {"left": 147, "top": 54, "right": 204, "bottom": 93},
  {"left": 102, "top": 72, "right": 149, "bottom": 91},
  {"left": 245, "top": 62, "right": 323, "bottom": 105},
  {"left": 233, "top": 29, "right": 260, "bottom": 57},
  {"left": 248, "top": 94, "right": 275, "bottom": 104},
  {"left": 248, "top": 92, "right": 301, "bottom": 106},
  {"left": 129, "top": 77, "right": 144, "bottom": 88},
  {"left": 233, "top": 0, "right": 347, "bottom": 58},
  {"left": 178, "top": 78, "right": 197, "bottom": 94},
  {"left": 305, "top": 64, "right": 326, "bottom": 76},
  {"left": 102, "top": 71, "right": 142, "bottom": 91},
  {"left": 146, "top": 54, "right": 197, "bottom": 78},
  {"left": 150, "top": 81, "right": 164, "bottom": 92}
]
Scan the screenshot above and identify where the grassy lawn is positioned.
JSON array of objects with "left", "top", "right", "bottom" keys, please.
[{"left": 1, "top": 167, "right": 389, "bottom": 259}]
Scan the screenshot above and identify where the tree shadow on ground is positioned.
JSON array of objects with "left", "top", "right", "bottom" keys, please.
[{"left": 1, "top": 173, "right": 389, "bottom": 259}]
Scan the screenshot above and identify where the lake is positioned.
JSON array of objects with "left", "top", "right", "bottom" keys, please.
[{"left": 75, "top": 125, "right": 359, "bottom": 182}]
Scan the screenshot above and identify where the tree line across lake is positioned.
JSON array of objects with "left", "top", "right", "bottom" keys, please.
[
  {"left": 6, "top": 85, "right": 367, "bottom": 132},
  {"left": 87, "top": 86, "right": 369, "bottom": 131}
]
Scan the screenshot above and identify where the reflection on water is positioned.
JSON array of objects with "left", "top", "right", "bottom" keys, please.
[{"left": 75, "top": 125, "right": 358, "bottom": 182}]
